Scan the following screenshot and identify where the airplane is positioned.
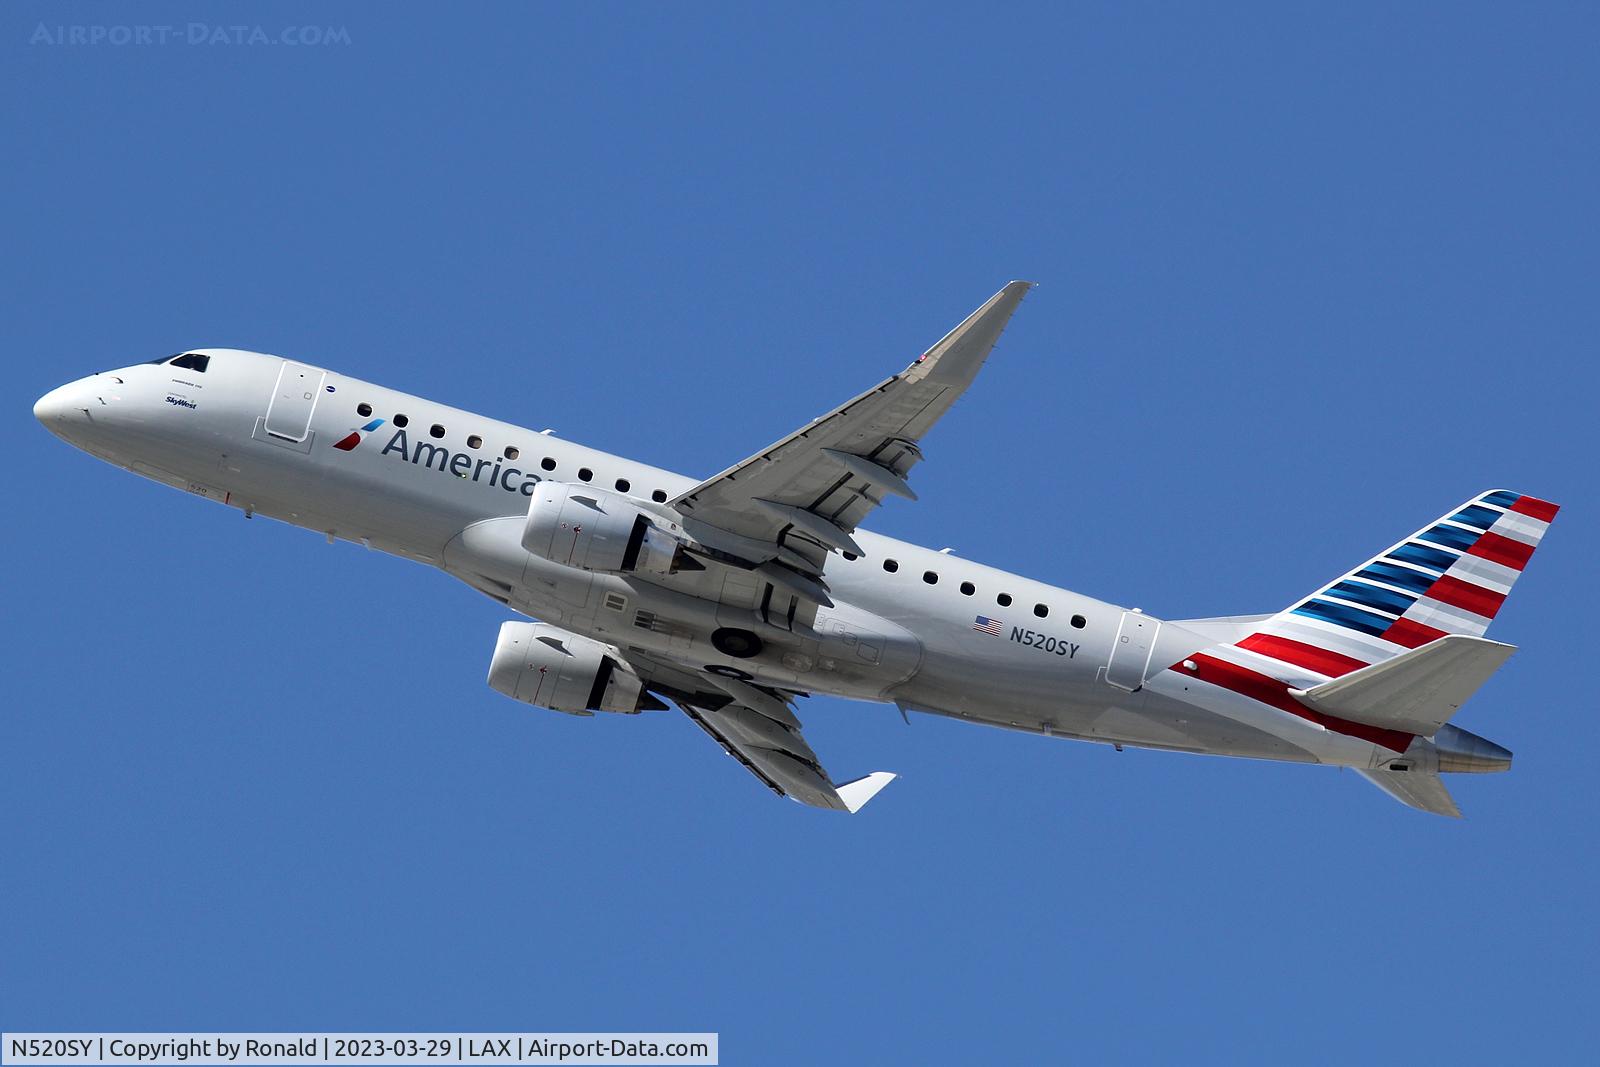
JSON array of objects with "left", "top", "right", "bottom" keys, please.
[{"left": 33, "top": 282, "right": 1558, "bottom": 816}]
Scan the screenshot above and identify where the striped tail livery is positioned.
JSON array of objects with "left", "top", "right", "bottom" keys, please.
[{"left": 1173, "top": 490, "right": 1558, "bottom": 816}]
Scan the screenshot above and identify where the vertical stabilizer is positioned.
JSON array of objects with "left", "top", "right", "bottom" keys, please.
[
  {"left": 1245, "top": 490, "right": 1558, "bottom": 674},
  {"left": 1163, "top": 491, "right": 1556, "bottom": 760}
]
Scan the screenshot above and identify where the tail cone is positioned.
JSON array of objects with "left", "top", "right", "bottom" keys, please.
[{"left": 1434, "top": 724, "right": 1513, "bottom": 773}]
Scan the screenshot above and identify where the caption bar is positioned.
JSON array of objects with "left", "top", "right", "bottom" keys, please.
[{"left": 2, "top": 1035, "right": 717, "bottom": 1066}]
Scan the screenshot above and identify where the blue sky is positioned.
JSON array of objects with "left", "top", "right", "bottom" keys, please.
[{"left": 3, "top": 2, "right": 1597, "bottom": 1062}]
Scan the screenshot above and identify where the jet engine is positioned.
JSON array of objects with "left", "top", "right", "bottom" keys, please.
[
  {"left": 522, "top": 482, "right": 690, "bottom": 576},
  {"left": 486, "top": 621, "right": 660, "bottom": 715}
]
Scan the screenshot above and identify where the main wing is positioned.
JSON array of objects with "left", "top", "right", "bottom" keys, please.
[
  {"left": 670, "top": 281, "right": 1033, "bottom": 592},
  {"left": 625, "top": 651, "right": 895, "bottom": 812}
]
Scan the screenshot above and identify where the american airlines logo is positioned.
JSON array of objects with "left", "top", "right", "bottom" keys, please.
[
  {"left": 366, "top": 427, "right": 543, "bottom": 495},
  {"left": 332, "top": 418, "right": 385, "bottom": 451}
]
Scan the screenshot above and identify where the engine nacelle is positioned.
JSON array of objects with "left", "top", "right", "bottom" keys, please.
[
  {"left": 522, "top": 482, "right": 687, "bottom": 576},
  {"left": 487, "top": 621, "right": 652, "bottom": 715}
]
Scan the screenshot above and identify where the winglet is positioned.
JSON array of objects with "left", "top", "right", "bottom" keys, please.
[
  {"left": 907, "top": 281, "right": 1034, "bottom": 386},
  {"left": 834, "top": 771, "right": 897, "bottom": 813}
]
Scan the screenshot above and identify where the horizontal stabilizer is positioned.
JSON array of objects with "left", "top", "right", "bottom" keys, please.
[
  {"left": 1291, "top": 634, "right": 1515, "bottom": 737},
  {"left": 1356, "top": 767, "right": 1462, "bottom": 818}
]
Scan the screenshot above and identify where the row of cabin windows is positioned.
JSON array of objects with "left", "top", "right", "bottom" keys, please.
[
  {"left": 356, "top": 398, "right": 1081, "bottom": 625},
  {"left": 869, "top": 556, "right": 1087, "bottom": 628},
  {"left": 359, "top": 402, "right": 670, "bottom": 503}
]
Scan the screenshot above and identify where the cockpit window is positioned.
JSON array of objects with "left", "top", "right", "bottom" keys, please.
[
  {"left": 169, "top": 352, "right": 210, "bottom": 373},
  {"left": 145, "top": 354, "right": 182, "bottom": 364}
]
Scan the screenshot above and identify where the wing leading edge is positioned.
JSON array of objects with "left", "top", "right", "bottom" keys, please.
[{"left": 670, "top": 282, "right": 1033, "bottom": 586}]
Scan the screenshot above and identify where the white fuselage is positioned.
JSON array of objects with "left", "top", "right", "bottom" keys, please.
[{"left": 35, "top": 350, "right": 1407, "bottom": 774}]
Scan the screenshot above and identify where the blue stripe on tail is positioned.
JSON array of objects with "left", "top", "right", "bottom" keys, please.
[
  {"left": 1328, "top": 580, "right": 1414, "bottom": 616},
  {"left": 1417, "top": 523, "right": 1479, "bottom": 552},
  {"left": 1389, "top": 542, "right": 1459, "bottom": 573},
  {"left": 1449, "top": 505, "right": 1502, "bottom": 531},
  {"left": 1292, "top": 599, "right": 1392, "bottom": 637},
  {"left": 1355, "top": 561, "right": 1436, "bottom": 595}
]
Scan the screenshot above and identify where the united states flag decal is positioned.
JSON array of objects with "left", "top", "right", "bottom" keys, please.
[{"left": 973, "top": 615, "right": 1003, "bottom": 636}]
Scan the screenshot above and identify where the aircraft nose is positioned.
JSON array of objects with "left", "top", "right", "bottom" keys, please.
[
  {"left": 34, "top": 384, "right": 76, "bottom": 424},
  {"left": 34, "top": 378, "right": 104, "bottom": 444}
]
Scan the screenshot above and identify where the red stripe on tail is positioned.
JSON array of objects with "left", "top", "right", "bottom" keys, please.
[
  {"left": 1382, "top": 617, "right": 1449, "bottom": 649},
  {"left": 1180, "top": 653, "right": 1413, "bottom": 752},
  {"left": 1469, "top": 531, "right": 1535, "bottom": 571},
  {"left": 1236, "top": 633, "right": 1369, "bottom": 678},
  {"left": 1510, "top": 496, "right": 1560, "bottom": 523},
  {"left": 1426, "top": 575, "right": 1506, "bottom": 619}
]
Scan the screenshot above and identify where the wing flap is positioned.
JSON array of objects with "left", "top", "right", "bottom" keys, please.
[{"left": 1291, "top": 634, "right": 1515, "bottom": 736}]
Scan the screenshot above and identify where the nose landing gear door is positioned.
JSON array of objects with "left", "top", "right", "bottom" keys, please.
[{"left": 264, "top": 362, "right": 326, "bottom": 443}]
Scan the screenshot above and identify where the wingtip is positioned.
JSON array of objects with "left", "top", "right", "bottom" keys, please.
[{"left": 835, "top": 771, "right": 897, "bottom": 813}]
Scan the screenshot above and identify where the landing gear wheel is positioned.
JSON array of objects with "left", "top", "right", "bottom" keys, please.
[{"left": 711, "top": 627, "right": 764, "bottom": 659}]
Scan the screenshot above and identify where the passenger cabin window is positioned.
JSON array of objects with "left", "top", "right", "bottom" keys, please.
[
  {"left": 923, "top": 571, "right": 938, "bottom": 585},
  {"left": 578, "top": 467, "right": 593, "bottom": 482},
  {"left": 883, "top": 559, "right": 899, "bottom": 573},
  {"left": 651, "top": 489, "right": 667, "bottom": 503},
  {"left": 997, "top": 593, "right": 1013, "bottom": 607},
  {"left": 842, "top": 552, "right": 858, "bottom": 561},
  {"left": 541, "top": 457, "right": 556, "bottom": 471},
  {"left": 169, "top": 352, "right": 210, "bottom": 373},
  {"left": 357, "top": 403, "right": 373, "bottom": 417},
  {"left": 393, "top": 414, "right": 409, "bottom": 427},
  {"left": 615, "top": 478, "right": 631, "bottom": 492},
  {"left": 1034, "top": 604, "right": 1049, "bottom": 618},
  {"left": 429, "top": 424, "right": 446, "bottom": 439},
  {"left": 1071, "top": 614, "right": 1087, "bottom": 629},
  {"left": 504, "top": 446, "right": 520, "bottom": 460},
  {"left": 467, "top": 435, "right": 483, "bottom": 449},
  {"left": 960, "top": 581, "right": 975, "bottom": 596}
]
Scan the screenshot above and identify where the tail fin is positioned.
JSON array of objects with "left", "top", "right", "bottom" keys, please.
[
  {"left": 1169, "top": 491, "right": 1557, "bottom": 759},
  {"left": 1236, "top": 490, "right": 1558, "bottom": 680}
]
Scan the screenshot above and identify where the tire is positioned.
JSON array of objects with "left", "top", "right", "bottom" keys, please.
[{"left": 711, "top": 627, "right": 764, "bottom": 659}]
